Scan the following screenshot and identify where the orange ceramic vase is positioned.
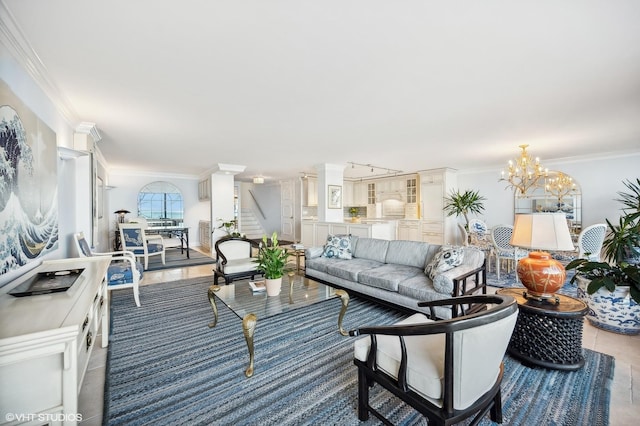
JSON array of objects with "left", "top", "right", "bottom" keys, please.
[{"left": 516, "top": 251, "right": 567, "bottom": 298}]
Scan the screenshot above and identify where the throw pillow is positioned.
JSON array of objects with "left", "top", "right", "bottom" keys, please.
[
  {"left": 323, "top": 234, "right": 353, "bottom": 259},
  {"left": 425, "top": 246, "right": 464, "bottom": 279}
]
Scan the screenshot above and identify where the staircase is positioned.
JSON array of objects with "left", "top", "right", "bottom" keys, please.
[{"left": 239, "top": 208, "right": 266, "bottom": 239}]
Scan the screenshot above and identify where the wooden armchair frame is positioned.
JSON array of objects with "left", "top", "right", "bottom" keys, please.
[{"left": 350, "top": 294, "right": 518, "bottom": 426}]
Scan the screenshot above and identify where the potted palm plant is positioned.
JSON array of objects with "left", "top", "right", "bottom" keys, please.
[
  {"left": 443, "top": 189, "right": 486, "bottom": 230},
  {"left": 566, "top": 178, "right": 640, "bottom": 335},
  {"left": 255, "top": 231, "right": 290, "bottom": 296}
]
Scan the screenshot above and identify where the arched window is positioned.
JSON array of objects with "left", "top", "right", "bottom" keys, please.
[{"left": 137, "top": 181, "right": 184, "bottom": 225}]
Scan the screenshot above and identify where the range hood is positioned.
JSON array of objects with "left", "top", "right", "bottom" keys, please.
[{"left": 378, "top": 191, "right": 404, "bottom": 201}]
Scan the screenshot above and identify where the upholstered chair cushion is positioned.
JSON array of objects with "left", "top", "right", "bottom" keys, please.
[
  {"left": 353, "top": 309, "right": 518, "bottom": 410},
  {"left": 107, "top": 261, "right": 144, "bottom": 286}
]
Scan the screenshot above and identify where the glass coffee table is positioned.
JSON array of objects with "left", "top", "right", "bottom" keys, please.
[{"left": 207, "top": 273, "right": 349, "bottom": 377}]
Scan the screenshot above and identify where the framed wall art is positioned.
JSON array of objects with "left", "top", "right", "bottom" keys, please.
[{"left": 328, "top": 185, "right": 342, "bottom": 209}]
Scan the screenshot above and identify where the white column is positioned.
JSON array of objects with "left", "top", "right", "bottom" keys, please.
[{"left": 315, "top": 163, "right": 345, "bottom": 222}]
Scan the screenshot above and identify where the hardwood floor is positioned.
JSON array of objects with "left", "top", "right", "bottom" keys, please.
[{"left": 78, "top": 257, "right": 638, "bottom": 425}]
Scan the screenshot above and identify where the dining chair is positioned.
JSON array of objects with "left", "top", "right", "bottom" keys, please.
[
  {"left": 577, "top": 223, "right": 607, "bottom": 261},
  {"left": 74, "top": 231, "right": 142, "bottom": 307},
  {"left": 119, "top": 222, "right": 166, "bottom": 270},
  {"left": 468, "top": 219, "right": 492, "bottom": 272},
  {"left": 491, "top": 225, "right": 528, "bottom": 281}
]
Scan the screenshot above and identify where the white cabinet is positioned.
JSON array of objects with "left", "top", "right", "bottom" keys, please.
[
  {"left": 301, "top": 221, "right": 396, "bottom": 246},
  {"left": 397, "top": 220, "right": 421, "bottom": 241},
  {"left": 303, "top": 178, "right": 318, "bottom": 206},
  {"left": 353, "top": 182, "right": 367, "bottom": 206},
  {"left": 343, "top": 181, "right": 354, "bottom": 206},
  {"left": 199, "top": 220, "right": 211, "bottom": 251},
  {"left": 0, "top": 257, "right": 111, "bottom": 425},
  {"left": 301, "top": 221, "right": 316, "bottom": 247},
  {"left": 419, "top": 168, "right": 457, "bottom": 245}
]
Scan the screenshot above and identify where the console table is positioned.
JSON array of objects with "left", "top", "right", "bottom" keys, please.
[
  {"left": 0, "top": 257, "right": 110, "bottom": 424},
  {"left": 496, "top": 287, "right": 588, "bottom": 371}
]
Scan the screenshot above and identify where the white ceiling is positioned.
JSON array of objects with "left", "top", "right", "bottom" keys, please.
[{"left": 3, "top": 0, "right": 640, "bottom": 182}]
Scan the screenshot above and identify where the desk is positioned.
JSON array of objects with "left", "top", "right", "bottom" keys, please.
[
  {"left": 146, "top": 226, "right": 190, "bottom": 258},
  {"left": 496, "top": 288, "right": 588, "bottom": 371}
]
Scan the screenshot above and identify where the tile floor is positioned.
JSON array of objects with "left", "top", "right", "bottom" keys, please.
[{"left": 78, "top": 259, "right": 639, "bottom": 425}]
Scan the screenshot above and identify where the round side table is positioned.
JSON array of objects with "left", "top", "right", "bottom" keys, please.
[{"left": 496, "top": 287, "right": 588, "bottom": 371}]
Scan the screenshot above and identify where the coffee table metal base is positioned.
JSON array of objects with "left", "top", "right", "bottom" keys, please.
[{"left": 207, "top": 283, "right": 349, "bottom": 377}]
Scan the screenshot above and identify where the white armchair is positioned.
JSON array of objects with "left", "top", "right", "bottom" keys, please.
[{"left": 119, "top": 222, "right": 165, "bottom": 270}]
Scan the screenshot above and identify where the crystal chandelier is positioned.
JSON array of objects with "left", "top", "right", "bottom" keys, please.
[
  {"left": 545, "top": 171, "right": 577, "bottom": 204},
  {"left": 499, "top": 144, "right": 547, "bottom": 195}
]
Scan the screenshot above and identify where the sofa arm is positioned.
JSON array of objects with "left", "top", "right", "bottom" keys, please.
[
  {"left": 305, "top": 246, "right": 324, "bottom": 259},
  {"left": 433, "top": 247, "right": 486, "bottom": 294}
]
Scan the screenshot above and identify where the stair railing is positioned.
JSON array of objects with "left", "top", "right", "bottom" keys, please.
[{"left": 248, "top": 189, "right": 266, "bottom": 219}]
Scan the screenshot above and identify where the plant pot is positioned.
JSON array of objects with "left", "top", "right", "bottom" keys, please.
[
  {"left": 265, "top": 277, "right": 282, "bottom": 297},
  {"left": 576, "top": 275, "right": 640, "bottom": 335}
]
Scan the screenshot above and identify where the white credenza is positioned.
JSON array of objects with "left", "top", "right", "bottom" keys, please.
[{"left": 0, "top": 257, "right": 110, "bottom": 426}]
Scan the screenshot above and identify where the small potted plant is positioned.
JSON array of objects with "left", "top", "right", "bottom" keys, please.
[
  {"left": 255, "top": 231, "right": 290, "bottom": 296},
  {"left": 349, "top": 207, "right": 360, "bottom": 223},
  {"left": 217, "top": 218, "right": 241, "bottom": 237},
  {"left": 566, "top": 178, "right": 640, "bottom": 334},
  {"left": 443, "top": 189, "right": 486, "bottom": 230}
]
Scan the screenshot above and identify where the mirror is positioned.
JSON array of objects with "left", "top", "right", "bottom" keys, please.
[
  {"left": 137, "top": 181, "right": 184, "bottom": 226},
  {"left": 514, "top": 171, "right": 582, "bottom": 236}
]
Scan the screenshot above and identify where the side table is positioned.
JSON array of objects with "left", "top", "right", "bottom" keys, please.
[{"left": 496, "top": 287, "right": 588, "bottom": 371}]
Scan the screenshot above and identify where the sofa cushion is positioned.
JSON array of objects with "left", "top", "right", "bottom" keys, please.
[
  {"left": 323, "top": 234, "right": 353, "bottom": 259},
  {"left": 425, "top": 246, "right": 464, "bottom": 279},
  {"left": 385, "top": 240, "right": 432, "bottom": 269},
  {"left": 398, "top": 275, "right": 454, "bottom": 302},
  {"left": 305, "top": 256, "right": 349, "bottom": 274},
  {"left": 326, "top": 258, "right": 384, "bottom": 281},
  {"left": 358, "top": 264, "right": 425, "bottom": 292},
  {"left": 353, "top": 238, "right": 389, "bottom": 263}
]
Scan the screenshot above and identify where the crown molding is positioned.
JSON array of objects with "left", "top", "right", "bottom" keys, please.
[
  {"left": 0, "top": 2, "right": 79, "bottom": 126},
  {"left": 76, "top": 122, "right": 102, "bottom": 142}
]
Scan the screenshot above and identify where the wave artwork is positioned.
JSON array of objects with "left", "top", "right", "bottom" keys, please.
[{"left": 1, "top": 82, "right": 59, "bottom": 277}]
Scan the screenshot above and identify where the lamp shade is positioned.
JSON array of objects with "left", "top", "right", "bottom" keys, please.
[{"left": 510, "top": 213, "right": 574, "bottom": 251}]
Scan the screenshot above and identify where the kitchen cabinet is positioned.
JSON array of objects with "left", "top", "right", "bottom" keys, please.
[
  {"left": 353, "top": 182, "right": 367, "bottom": 206},
  {"left": 343, "top": 181, "right": 354, "bottom": 206},
  {"left": 198, "top": 178, "right": 211, "bottom": 201},
  {"left": 419, "top": 168, "right": 457, "bottom": 245},
  {"left": 302, "top": 177, "right": 318, "bottom": 206},
  {"left": 397, "top": 220, "right": 421, "bottom": 241},
  {"left": 301, "top": 221, "right": 396, "bottom": 246}
]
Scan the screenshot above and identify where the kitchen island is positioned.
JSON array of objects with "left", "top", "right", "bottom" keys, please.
[{"left": 301, "top": 220, "right": 397, "bottom": 247}]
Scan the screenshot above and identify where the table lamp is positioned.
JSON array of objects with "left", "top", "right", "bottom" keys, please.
[
  {"left": 510, "top": 213, "right": 575, "bottom": 301},
  {"left": 114, "top": 209, "right": 130, "bottom": 223}
]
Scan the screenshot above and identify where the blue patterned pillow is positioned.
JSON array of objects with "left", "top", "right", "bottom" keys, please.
[
  {"left": 425, "top": 246, "right": 464, "bottom": 279},
  {"left": 323, "top": 234, "right": 353, "bottom": 259}
]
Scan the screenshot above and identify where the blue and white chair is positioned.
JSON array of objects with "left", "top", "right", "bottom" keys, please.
[
  {"left": 119, "top": 222, "right": 166, "bottom": 270},
  {"left": 74, "top": 231, "right": 142, "bottom": 307},
  {"left": 577, "top": 223, "right": 607, "bottom": 261},
  {"left": 490, "top": 225, "right": 528, "bottom": 281}
]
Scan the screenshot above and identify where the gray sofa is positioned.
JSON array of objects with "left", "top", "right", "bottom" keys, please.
[{"left": 304, "top": 236, "right": 486, "bottom": 319}]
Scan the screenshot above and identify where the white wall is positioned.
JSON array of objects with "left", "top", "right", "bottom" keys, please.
[
  {"left": 107, "top": 172, "right": 207, "bottom": 249},
  {"left": 457, "top": 152, "right": 640, "bottom": 229}
]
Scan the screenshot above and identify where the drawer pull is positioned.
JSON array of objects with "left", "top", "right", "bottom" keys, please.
[
  {"left": 100, "top": 296, "right": 104, "bottom": 307},
  {"left": 86, "top": 331, "right": 93, "bottom": 350},
  {"left": 82, "top": 316, "right": 89, "bottom": 331}
]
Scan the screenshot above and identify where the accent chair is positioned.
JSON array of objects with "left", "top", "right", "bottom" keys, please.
[{"left": 119, "top": 222, "right": 166, "bottom": 270}]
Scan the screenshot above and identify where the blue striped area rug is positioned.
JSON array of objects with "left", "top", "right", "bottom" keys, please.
[{"left": 104, "top": 277, "right": 614, "bottom": 425}]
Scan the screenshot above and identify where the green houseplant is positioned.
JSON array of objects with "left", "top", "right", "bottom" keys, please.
[
  {"left": 566, "top": 178, "right": 640, "bottom": 334},
  {"left": 443, "top": 189, "right": 486, "bottom": 230},
  {"left": 255, "top": 232, "right": 290, "bottom": 296}
]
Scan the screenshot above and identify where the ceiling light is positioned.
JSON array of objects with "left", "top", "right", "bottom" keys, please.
[
  {"left": 253, "top": 177, "right": 264, "bottom": 184},
  {"left": 499, "top": 144, "right": 547, "bottom": 195}
]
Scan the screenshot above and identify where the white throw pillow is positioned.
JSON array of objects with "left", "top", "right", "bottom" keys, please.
[
  {"left": 425, "top": 246, "right": 464, "bottom": 279},
  {"left": 323, "top": 234, "right": 353, "bottom": 259}
]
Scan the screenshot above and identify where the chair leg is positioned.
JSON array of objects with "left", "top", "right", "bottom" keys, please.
[
  {"left": 133, "top": 283, "right": 141, "bottom": 307},
  {"left": 357, "top": 367, "right": 370, "bottom": 421},
  {"left": 495, "top": 257, "right": 500, "bottom": 279},
  {"left": 490, "top": 388, "right": 503, "bottom": 424},
  {"left": 161, "top": 251, "right": 166, "bottom": 265}
]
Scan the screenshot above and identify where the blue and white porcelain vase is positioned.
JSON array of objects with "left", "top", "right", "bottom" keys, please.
[{"left": 576, "top": 275, "right": 640, "bottom": 335}]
